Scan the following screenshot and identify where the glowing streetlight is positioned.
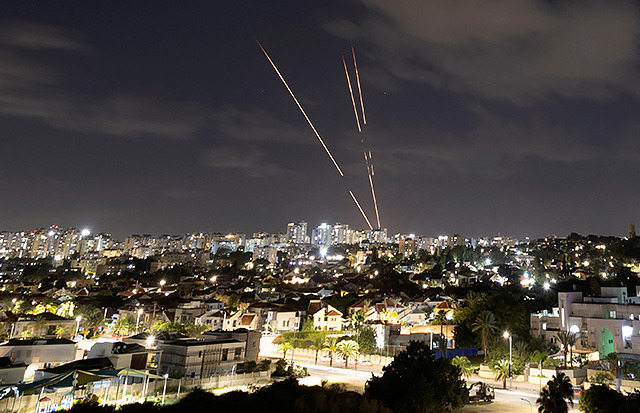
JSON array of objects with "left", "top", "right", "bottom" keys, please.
[
  {"left": 146, "top": 335, "right": 155, "bottom": 347},
  {"left": 159, "top": 279, "right": 166, "bottom": 287},
  {"left": 136, "top": 308, "right": 144, "bottom": 333},
  {"left": 503, "top": 331, "right": 512, "bottom": 390},
  {"left": 543, "top": 281, "right": 550, "bottom": 290},
  {"left": 75, "top": 316, "right": 82, "bottom": 338},
  {"left": 161, "top": 374, "right": 168, "bottom": 405},
  {"left": 81, "top": 229, "right": 90, "bottom": 237}
]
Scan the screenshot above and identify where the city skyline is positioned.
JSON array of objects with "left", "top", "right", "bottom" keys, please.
[{"left": 3, "top": 1, "right": 640, "bottom": 239}]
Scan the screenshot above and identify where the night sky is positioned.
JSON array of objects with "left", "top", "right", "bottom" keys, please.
[{"left": 2, "top": 1, "right": 640, "bottom": 239}]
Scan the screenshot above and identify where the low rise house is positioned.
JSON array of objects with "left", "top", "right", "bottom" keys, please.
[
  {"left": 12, "top": 312, "right": 77, "bottom": 339},
  {"left": 312, "top": 305, "right": 343, "bottom": 331},
  {"left": 0, "top": 338, "right": 79, "bottom": 381},
  {"left": 158, "top": 337, "right": 246, "bottom": 379}
]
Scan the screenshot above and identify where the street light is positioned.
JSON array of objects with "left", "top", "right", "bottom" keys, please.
[
  {"left": 75, "top": 316, "right": 82, "bottom": 338},
  {"left": 521, "top": 397, "right": 532, "bottom": 413},
  {"left": 162, "top": 374, "right": 168, "bottom": 405},
  {"left": 503, "top": 331, "right": 512, "bottom": 390},
  {"left": 136, "top": 309, "right": 144, "bottom": 334}
]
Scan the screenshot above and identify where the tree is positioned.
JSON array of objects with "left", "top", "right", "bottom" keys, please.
[
  {"left": 451, "top": 356, "right": 473, "bottom": 379},
  {"left": 492, "top": 359, "right": 510, "bottom": 389},
  {"left": 579, "top": 385, "right": 640, "bottom": 412},
  {"left": 54, "top": 324, "right": 72, "bottom": 338},
  {"left": 75, "top": 304, "right": 104, "bottom": 335},
  {"left": 111, "top": 317, "right": 134, "bottom": 337},
  {"left": 357, "top": 325, "right": 376, "bottom": 355},
  {"left": 537, "top": 373, "right": 573, "bottom": 413},
  {"left": 531, "top": 350, "right": 549, "bottom": 391},
  {"left": 28, "top": 316, "right": 47, "bottom": 337},
  {"left": 472, "top": 310, "right": 498, "bottom": 362},
  {"left": 278, "top": 341, "right": 292, "bottom": 359},
  {"left": 432, "top": 311, "right": 448, "bottom": 350},
  {"left": 336, "top": 340, "right": 359, "bottom": 368},
  {"left": 325, "top": 337, "right": 339, "bottom": 367},
  {"left": 366, "top": 341, "right": 468, "bottom": 413},
  {"left": 309, "top": 334, "right": 326, "bottom": 365},
  {"left": 556, "top": 331, "right": 577, "bottom": 368}
]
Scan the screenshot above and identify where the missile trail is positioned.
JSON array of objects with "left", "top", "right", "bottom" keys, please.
[
  {"left": 257, "top": 39, "right": 374, "bottom": 229},
  {"left": 352, "top": 43, "right": 366, "bottom": 125},
  {"left": 350, "top": 190, "right": 373, "bottom": 230},
  {"left": 342, "top": 54, "right": 361, "bottom": 133},
  {"left": 348, "top": 44, "right": 381, "bottom": 228},
  {"left": 256, "top": 39, "right": 344, "bottom": 177}
]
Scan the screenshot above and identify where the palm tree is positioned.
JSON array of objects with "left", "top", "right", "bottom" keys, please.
[
  {"left": 555, "top": 331, "right": 577, "bottom": 368},
  {"left": 492, "top": 359, "right": 510, "bottom": 389},
  {"left": 325, "top": 337, "right": 339, "bottom": 367},
  {"left": 54, "top": 325, "right": 71, "bottom": 338},
  {"left": 537, "top": 372, "right": 573, "bottom": 413},
  {"left": 278, "top": 341, "right": 292, "bottom": 359},
  {"left": 531, "top": 350, "right": 549, "bottom": 392},
  {"left": 111, "top": 317, "right": 134, "bottom": 337},
  {"left": 28, "top": 316, "right": 48, "bottom": 337},
  {"left": 472, "top": 310, "right": 498, "bottom": 362},
  {"left": 451, "top": 356, "right": 473, "bottom": 379},
  {"left": 309, "top": 334, "right": 326, "bottom": 365},
  {"left": 432, "top": 311, "right": 448, "bottom": 350},
  {"left": 336, "top": 340, "right": 359, "bottom": 368}
]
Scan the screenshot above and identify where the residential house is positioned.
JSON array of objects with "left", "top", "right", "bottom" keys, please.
[
  {"left": 0, "top": 338, "right": 79, "bottom": 381},
  {"left": 157, "top": 336, "right": 247, "bottom": 379}
]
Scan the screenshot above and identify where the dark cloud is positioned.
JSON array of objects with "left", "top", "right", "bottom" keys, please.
[
  {"left": 212, "top": 108, "right": 312, "bottom": 145},
  {"left": 328, "top": 0, "right": 640, "bottom": 102},
  {"left": 201, "top": 145, "right": 285, "bottom": 177},
  {"left": 0, "top": 19, "right": 204, "bottom": 139}
]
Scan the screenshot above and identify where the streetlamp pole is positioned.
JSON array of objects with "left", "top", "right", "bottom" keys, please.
[
  {"left": 504, "top": 331, "right": 513, "bottom": 390},
  {"left": 75, "top": 316, "right": 82, "bottom": 338},
  {"left": 136, "top": 309, "right": 143, "bottom": 334},
  {"left": 162, "top": 374, "right": 168, "bottom": 405}
]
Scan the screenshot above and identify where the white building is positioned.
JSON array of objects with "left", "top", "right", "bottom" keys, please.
[{"left": 531, "top": 287, "right": 640, "bottom": 359}]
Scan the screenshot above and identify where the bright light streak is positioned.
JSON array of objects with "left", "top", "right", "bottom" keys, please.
[
  {"left": 367, "top": 158, "right": 381, "bottom": 229},
  {"left": 257, "top": 39, "right": 344, "bottom": 176},
  {"left": 342, "top": 54, "right": 361, "bottom": 132},
  {"left": 349, "top": 190, "right": 373, "bottom": 229},
  {"left": 351, "top": 43, "right": 366, "bottom": 125}
]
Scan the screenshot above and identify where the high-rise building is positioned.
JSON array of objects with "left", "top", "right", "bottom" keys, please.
[
  {"left": 629, "top": 224, "right": 637, "bottom": 239},
  {"left": 311, "top": 223, "right": 332, "bottom": 245},
  {"left": 286, "top": 221, "right": 308, "bottom": 244},
  {"left": 399, "top": 238, "right": 417, "bottom": 256},
  {"left": 332, "top": 223, "right": 350, "bottom": 244}
]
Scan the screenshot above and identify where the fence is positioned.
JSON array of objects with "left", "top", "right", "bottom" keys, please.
[
  {"left": 434, "top": 348, "right": 478, "bottom": 359},
  {"left": 1, "top": 371, "right": 271, "bottom": 413}
]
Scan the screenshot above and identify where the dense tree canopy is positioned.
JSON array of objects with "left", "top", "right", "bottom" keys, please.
[{"left": 365, "top": 341, "right": 468, "bottom": 413}]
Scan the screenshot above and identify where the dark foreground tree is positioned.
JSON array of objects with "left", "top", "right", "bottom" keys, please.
[
  {"left": 365, "top": 341, "right": 468, "bottom": 413},
  {"left": 579, "top": 384, "right": 640, "bottom": 413},
  {"left": 537, "top": 372, "right": 573, "bottom": 413}
]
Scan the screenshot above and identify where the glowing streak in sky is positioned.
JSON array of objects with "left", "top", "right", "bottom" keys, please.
[
  {"left": 347, "top": 44, "right": 381, "bottom": 228},
  {"left": 258, "top": 39, "right": 374, "bottom": 228},
  {"left": 257, "top": 39, "right": 344, "bottom": 177},
  {"left": 350, "top": 190, "right": 373, "bottom": 230},
  {"left": 352, "top": 44, "right": 366, "bottom": 125},
  {"left": 342, "top": 54, "right": 361, "bottom": 132}
]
